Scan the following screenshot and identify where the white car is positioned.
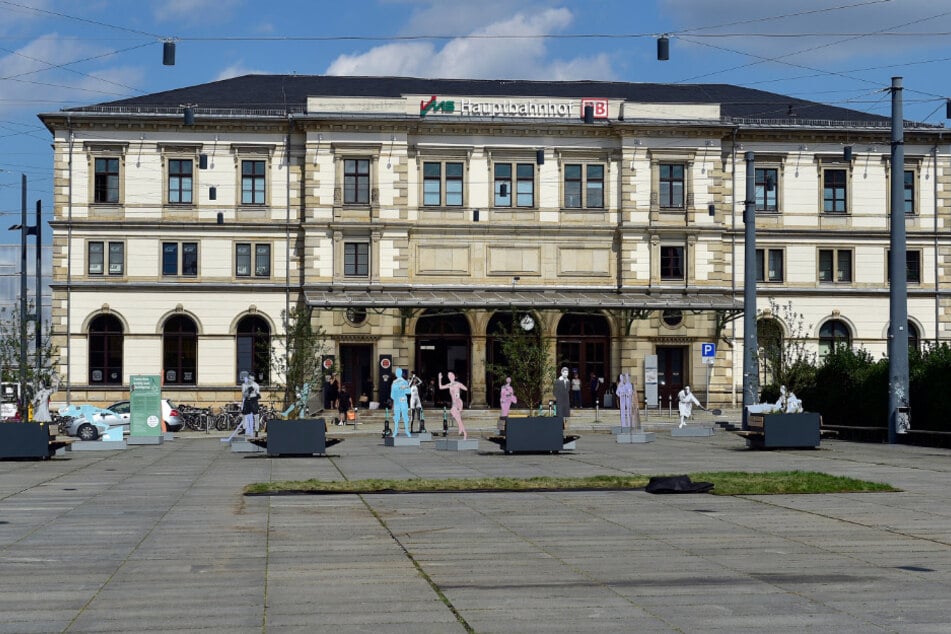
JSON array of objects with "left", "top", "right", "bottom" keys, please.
[{"left": 60, "top": 399, "right": 182, "bottom": 440}]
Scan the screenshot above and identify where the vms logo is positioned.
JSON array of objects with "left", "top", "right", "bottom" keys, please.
[{"left": 420, "top": 95, "right": 456, "bottom": 117}]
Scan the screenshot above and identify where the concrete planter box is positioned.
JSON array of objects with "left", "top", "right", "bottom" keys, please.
[
  {"left": 488, "top": 416, "right": 576, "bottom": 454},
  {"left": 0, "top": 422, "right": 54, "bottom": 459},
  {"left": 744, "top": 412, "right": 820, "bottom": 449},
  {"left": 265, "top": 419, "right": 342, "bottom": 456}
]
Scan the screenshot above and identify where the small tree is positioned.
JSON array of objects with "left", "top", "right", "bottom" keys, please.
[
  {"left": 0, "top": 302, "right": 58, "bottom": 403},
  {"left": 757, "top": 298, "right": 817, "bottom": 398},
  {"left": 485, "top": 316, "right": 555, "bottom": 412},
  {"left": 269, "top": 304, "right": 330, "bottom": 409}
]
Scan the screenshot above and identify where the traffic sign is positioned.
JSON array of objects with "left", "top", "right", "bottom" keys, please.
[{"left": 701, "top": 342, "right": 716, "bottom": 365}]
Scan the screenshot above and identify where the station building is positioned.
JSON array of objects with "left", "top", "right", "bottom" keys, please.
[{"left": 38, "top": 75, "right": 950, "bottom": 409}]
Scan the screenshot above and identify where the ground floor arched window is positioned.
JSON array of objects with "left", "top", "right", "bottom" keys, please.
[
  {"left": 819, "top": 319, "right": 851, "bottom": 357},
  {"left": 163, "top": 315, "right": 197, "bottom": 385},
  {"left": 89, "top": 314, "right": 123, "bottom": 384},
  {"left": 556, "top": 313, "right": 610, "bottom": 407},
  {"left": 236, "top": 315, "right": 270, "bottom": 384},
  {"left": 415, "top": 310, "right": 471, "bottom": 407}
]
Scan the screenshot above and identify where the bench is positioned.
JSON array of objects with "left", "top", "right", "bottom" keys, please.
[
  {"left": 247, "top": 418, "right": 343, "bottom": 456},
  {"left": 733, "top": 412, "right": 821, "bottom": 449},
  {"left": 0, "top": 422, "right": 63, "bottom": 459}
]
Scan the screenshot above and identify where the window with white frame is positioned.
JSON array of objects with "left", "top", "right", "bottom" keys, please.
[
  {"left": 423, "top": 161, "right": 464, "bottom": 206},
  {"left": 755, "top": 248, "right": 784, "bottom": 283},
  {"left": 564, "top": 163, "right": 605, "bottom": 209}
]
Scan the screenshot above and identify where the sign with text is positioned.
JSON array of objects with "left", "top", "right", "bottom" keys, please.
[
  {"left": 701, "top": 342, "right": 716, "bottom": 365},
  {"left": 130, "top": 375, "right": 162, "bottom": 437}
]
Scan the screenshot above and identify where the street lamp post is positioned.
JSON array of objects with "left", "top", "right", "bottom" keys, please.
[
  {"left": 742, "top": 151, "right": 759, "bottom": 427},
  {"left": 8, "top": 175, "right": 40, "bottom": 421},
  {"left": 888, "top": 77, "right": 910, "bottom": 442}
]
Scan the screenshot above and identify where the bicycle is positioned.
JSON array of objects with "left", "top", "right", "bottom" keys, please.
[
  {"left": 179, "top": 404, "right": 213, "bottom": 432},
  {"left": 214, "top": 403, "right": 243, "bottom": 431}
]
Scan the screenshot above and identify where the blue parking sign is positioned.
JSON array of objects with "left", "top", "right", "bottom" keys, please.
[{"left": 701, "top": 343, "right": 716, "bottom": 358}]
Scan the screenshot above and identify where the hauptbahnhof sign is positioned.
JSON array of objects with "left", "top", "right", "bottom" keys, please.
[{"left": 419, "top": 95, "right": 608, "bottom": 119}]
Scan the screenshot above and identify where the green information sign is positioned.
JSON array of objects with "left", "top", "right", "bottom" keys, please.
[{"left": 130, "top": 375, "right": 162, "bottom": 437}]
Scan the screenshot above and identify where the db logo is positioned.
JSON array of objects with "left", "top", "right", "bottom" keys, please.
[
  {"left": 380, "top": 358, "right": 391, "bottom": 369},
  {"left": 580, "top": 98, "right": 608, "bottom": 120},
  {"left": 322, "top": 358, "right": 334, "bottom": 369}
]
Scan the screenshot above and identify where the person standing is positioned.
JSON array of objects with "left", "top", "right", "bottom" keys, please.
[
  {"left": 570, "top": 372, "right": 582, "bottom": 409},
  {"left": 241, "top": 373, "right": 261, "bottom": 436},
  {"left": 336, "top": 385, "right": 352, "bottom": 425}
]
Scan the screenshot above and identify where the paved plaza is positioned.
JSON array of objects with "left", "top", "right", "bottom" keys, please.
[{"left": 1, "top": 424, "right": 950, "bottom": 633}]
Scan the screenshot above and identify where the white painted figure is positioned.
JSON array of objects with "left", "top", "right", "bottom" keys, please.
[
  {"left": 32, "top": 378, "right": 58, "bottom": 423},
  {"left": 775, "top": 385, "right": 788, "bottom": 411},
  {"left": 616, "top": 373, "right": 633, "bottom": 428},
  {"left": 677, "top": 385, "right": 701, "bottom": 428},
  {"left": 785, "top": 391, "right": 803, "bottom": 413},
  {"left": 241, "top": 373, "right": 261, "bottom": 436}
]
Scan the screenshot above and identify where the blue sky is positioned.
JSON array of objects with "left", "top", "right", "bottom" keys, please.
[{"left": 1, "top": 0, "right": 950, "bottom": 280}]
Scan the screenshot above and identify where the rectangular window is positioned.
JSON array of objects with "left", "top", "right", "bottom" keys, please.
[
  {"left": 818, "top": 249, "right": 852, "bottom": 283},
  {"left": 163, "top": 242, "right": 198, "bottom": 277},
  {"left": 88, "top": 242, "right": 104, "bottom": 275},
  {"left": 168, "top": 159, "right": 193, "bottom": 204},
  {"left": 255, "top": 244, "right": 271, "bottom": 277},
  {"left": 423, "top": 161, "right": 464, "bottom": 207},
  {"left": 904, "top": 170, "right": 915, "bottom": 214},
  {"left": 823, "top": 169, "right": 847, "bottom": 213},
  {"left": 344, "top": 158, "right": 370, "bottom": 204},
  {"left": 94, "top": 157, "right": 119, "bottom": 203},
  {"left": 236, "top": 243, "right": 251, "bottom": 277},
  {"left": 887, "top": 250, "right": 922, "bottom": 284},
  {"left": 564, "top": 163, "right": 605, "bottom": 209},
  {"left": 659, "top": 163, "right": 685, "bottom": 209},
  {"left": 660, "top": 246, "right": 685, "bottom": 280},
  {"left": 755, "top": 248, "right": 784, "bottom": 282},
  {"left": 755, "top": 167, "right": 778, "bottom": 212},
  {"left": 241, "top": 160, "right": 266, "bottom": 205},
  {"left": 494, "top": 162, "right": 534, "bottom": 208},
  {"left": 344, "top": 242, "right": 369, "bottom": 277},
  {"left": 108, "top": 242, "right": 124, "bottom": 275}
]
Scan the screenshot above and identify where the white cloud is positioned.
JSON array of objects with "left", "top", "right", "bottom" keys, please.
[
  {"left": 326, "top": 7, "right": 617, "bottom": 80},
  {"left": 214, "top": 63, "right": 267, "bottom": 81},
  {"left": 0, "top": 34, "right": 144, "bottom": 116}
]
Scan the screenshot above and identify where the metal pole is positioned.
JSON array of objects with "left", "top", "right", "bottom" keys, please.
[
  {"left": 35, "top": 200, "right": 42, "bottom": 379},
  {"left": 20, "top": 174, "right": 28, "bottom": 420},
  {"left": 742, "top": 152, "right": 759, "bottom": 428},
  {"left": 888, "top": 76, "right": 910, "bottom": 443}
]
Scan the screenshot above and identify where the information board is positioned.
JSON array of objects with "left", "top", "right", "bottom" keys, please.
[{"left": 130, "top": 375, "right": 162, "bottom": 437}]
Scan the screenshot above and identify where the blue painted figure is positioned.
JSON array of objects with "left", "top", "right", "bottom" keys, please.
[{"left": 390, "top": 367, "right": 412, "bottom": 437}]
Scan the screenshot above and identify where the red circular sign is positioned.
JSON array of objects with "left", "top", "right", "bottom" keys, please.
[
  {"left": 380, "top": 358, "right": 391, "bottom": 369},
  {"left": 322, "top": 358, "right": 333, "bottom": 369}
]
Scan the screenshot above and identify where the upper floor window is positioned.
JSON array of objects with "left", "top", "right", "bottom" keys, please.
[
  {"left": 823, "top": 168, "right": 847, "bottom": 213},
  {"left": 660, "top": 245, "right": 685, "bottom": 280},
  {"left": 755, "top": 248, "right": 784, "bottom": 283},
  {"left": 755, "top": 167, "right": 778, "bottom": 212},
  {"left": 168, "top": 159, "right": 193, "bottom": 204},
  {"left": 344, "top": 242, "right": 370, "bottom": 277},
  {"left": 241, "top": 160, "right": 266, "bottom": 205},
  {"left": 88, "top": 241, "right": 125, "bottom": 276},
  {"left": 659, "top": 163, "right": 685, "bottom": 209},
  {"left": 344, "top": 158, "right": 370, "bottom": 204},
  {"left": 423, "top": 161, "right": 464, "bottom": 206},
  {"left": 236, "top": 243, "right": 271, "bottom": 277},
  {"left": 163, "top": 242, "right": 198, "bottom": 277},
  {"left": 494, "top": 163, "right": 534, "bottom": 208},
  {"left": 564, "top": 164, "right": 605, "bottom": 209},
  {"left": 887, "top": 249, "right": 922, "bottom": 285},
  {"left": 94, "top": 157, "right": 119, "bottom": 203},
  {"left": 904, "top": 170, "right": 915, "bottom": 214},
  {"left": 818, "top": 248, "right": 852, "bottom": 283}
]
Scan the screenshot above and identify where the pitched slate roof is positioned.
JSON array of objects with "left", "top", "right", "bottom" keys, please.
[{"left": 64, "top": 74, "right": 893, "bottom": 125}]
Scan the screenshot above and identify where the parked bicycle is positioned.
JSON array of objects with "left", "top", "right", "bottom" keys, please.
[{"left": 178, "top": 404, "right": 214, "bottom": 432}]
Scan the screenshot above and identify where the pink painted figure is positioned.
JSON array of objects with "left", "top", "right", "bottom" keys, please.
[
  {"left": 439, "top": 371, "right": 468, "bottom": 440},
  {"left": 499, "top": 377, "right": 517, "bottom": 417}
]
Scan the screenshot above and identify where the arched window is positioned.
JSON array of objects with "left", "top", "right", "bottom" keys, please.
[
  {"left": 556, "top": 314, "right": 611, "bottom": 407},
  {"left": 89, "top": 314, "right": 123, "bottom": 384},
  {"left": 757, "top": 318, "right": 784, "bottom": 386},
  {"left": 163, "top": 315, "right": 197, "bottom": 385},
  {"left": 237, "top": 315, "right": 270, "bottom": 384},
  {"left": 907, "top": 322, "right": 920, "bottom": 352},
  {"left": 819, "top": 319, "right": 851, "bottom": 357}
]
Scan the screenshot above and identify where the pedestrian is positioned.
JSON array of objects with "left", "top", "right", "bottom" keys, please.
[
  {"left": 336, "top": 385, "right": 352, "bottom": 425},
  {"left": 570, "top": 371, "right": 582, "bottom": 408},
  {"left": 589, "top": 372, "right": 600, "bottom": 407}
]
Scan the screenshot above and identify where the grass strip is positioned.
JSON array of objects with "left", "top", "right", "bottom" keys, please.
[{"left": 244, "top": 471, "right": 897, "bottom": 496}]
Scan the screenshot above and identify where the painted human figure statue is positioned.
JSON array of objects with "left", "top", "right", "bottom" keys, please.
[
  {"left": 409, "top": 372, "right": 424, "bottom": 430},
  {"left": 678, "top": 385, "right": 701, "bottom": 428},
  {"left": 616, "top": 373, "right": 633, "bottom": 428},
  {"left": 390, "top": 367, "right": 412, "bottom": 437},
  {"left": 32, "top": 378, "right": 58, "bottom": 423},
  {"left": 553, "top": 367, "right": 571, "bottom": 418},
  {"left": 439, "top": 371, "right": 468, "bottom": 440},
  {"left": 499, "top": 377, "right": 517, "bottom": 418}
]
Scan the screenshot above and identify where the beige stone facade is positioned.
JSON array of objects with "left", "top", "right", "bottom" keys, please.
[{"left": 39, "top": 78, "right": 949, "bottom": 411}]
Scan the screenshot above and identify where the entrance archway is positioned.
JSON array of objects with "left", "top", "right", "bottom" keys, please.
[
  {"left": 415, "top": 310, "right": 471, "bottom": 407},
  {"left": 556, "top": 314, "right": 610, "bottom": 407}
]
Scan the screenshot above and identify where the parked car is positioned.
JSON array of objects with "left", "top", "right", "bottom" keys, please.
[{"left": 60, "top": 399, "right": 183, "bottom": 441}]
